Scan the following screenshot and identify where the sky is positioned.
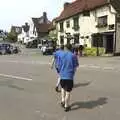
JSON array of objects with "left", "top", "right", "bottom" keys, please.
[{"left": 0, "top": 0, "right": 72, "bottom": 31}]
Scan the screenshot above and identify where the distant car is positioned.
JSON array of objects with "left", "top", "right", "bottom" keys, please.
[
  {"left": 40, "top": 39, "right": 56, "bottom": 55},
  {"left": 0, "top": 43, "right": 20, "bottom": 55},
  {"left": 13, "top": 46, "right": 20, "bottom": 54},
  {"left": 37, "top": 43, "right": 42, "bottom": 49},
  {"left": 0, "top": 43, "right": 12, "bottom": 55},
  {"left": 41, "top": 44, "right": 54, "bottom": 55}
]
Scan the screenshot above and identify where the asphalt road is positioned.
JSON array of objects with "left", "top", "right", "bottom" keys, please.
[{"left": 0, "top": 49, "right": 120, "bottom": 120}]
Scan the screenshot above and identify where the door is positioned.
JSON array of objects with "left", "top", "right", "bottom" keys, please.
[{"left": 106, "top": 35, "right": 113, "bottom": 53}]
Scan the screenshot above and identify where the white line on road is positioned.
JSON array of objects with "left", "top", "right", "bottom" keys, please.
[
  {"left": 88, "top": 65, "right": 101, "bottom": 69},
  {"left": 0, "top": 73, "right": 32, "bottom": 81},
  {"left": 0, "top": 60, "right": 50, "bottom": 65},
  {"left": 102, "top": 67, "right": 114, "bottom": 70}
]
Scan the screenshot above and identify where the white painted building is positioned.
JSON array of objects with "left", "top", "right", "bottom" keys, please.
[
  {"left": 18, "top": 18, "right": 37, "bottom": 44},
  {"left": 56, "top": 0, "right": 120, "bottom": 54}
]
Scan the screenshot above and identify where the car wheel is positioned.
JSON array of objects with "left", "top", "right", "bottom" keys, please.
[{"left": 42, "top": 52, "right": 45, "bottom": 55}]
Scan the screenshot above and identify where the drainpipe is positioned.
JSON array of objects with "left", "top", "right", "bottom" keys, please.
[{"left": 113, "top": 13, "right": 117, "bottom": 55}]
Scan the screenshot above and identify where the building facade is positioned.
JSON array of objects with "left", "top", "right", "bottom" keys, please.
[
  {"left": 32, "top": 12, "right": 51, "bottom": 38},
  {"left": 48, "top": 18, "right": 58, "bottom": 41},
  {"left": 18, "top": 20, "right": 37, "bottom": 44},
  {"left": 56, "top": 0, "right": 120, "bottom": 54},
  {"left": 18, "top": 12, "right": 51, "bottom": 44}
]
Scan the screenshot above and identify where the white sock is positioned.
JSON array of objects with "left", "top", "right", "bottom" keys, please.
[{"left": 56, "top": 77, "right": 60, "bottom": 87}]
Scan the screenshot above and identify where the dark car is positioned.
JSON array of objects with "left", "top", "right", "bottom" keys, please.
[
  {"left": 12, "top": 46, "right": 20, "bottom": 54},
  {"left": 41, "top": 44, "right": 54, "bottom": 55},
  {"left": 0, "top": 43, "right": 12, "bottom": 55},
  {"left": 40, "top": 39, "right": 56, "bottom": 55},
  {"left": 0, "top": 43, "right": 20, "bottom": 55}
]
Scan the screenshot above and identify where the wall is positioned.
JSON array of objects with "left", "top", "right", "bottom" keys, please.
[
  {"left": 18, "top": 18, "right": 37, "bottom": 43},
  {"left": 115, "top": 14, "right": 120, "bottom": 53},
  {"left": 57, "top": 5, "right": 116, "bottom": 47}
]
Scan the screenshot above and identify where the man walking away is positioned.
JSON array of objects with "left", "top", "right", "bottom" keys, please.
[
  {"left": 58, "top": 44, "right": 79, "bottom": 112},
  {"left": 51, "top": 45, "right": 64, "bottom": 92}
]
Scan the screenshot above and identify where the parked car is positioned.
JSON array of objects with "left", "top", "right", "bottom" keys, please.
[
  {"left": 13, "top": 46, "right": 21, "bottom": 54},
  {"left": 0, "top": 43, "right": 12, "bottom": 55},
  {"left": 40, "top": 39, "right": 56, "bottom": 55},
  {"left": 0, "top": 43, "right": 21, "bottom": 55},
  {"left": 37, "top": 43, "right": 42, "bottom": 49},
  {"left": 41, "top": 44, "right": 54, "bottom": 55}
]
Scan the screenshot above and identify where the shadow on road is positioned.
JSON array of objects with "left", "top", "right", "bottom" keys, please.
[
  {"left": 0, "top": 80, "right": 24, "bottom": 91},
  {"left": 8, "top": 84, "right": 24, "bottom": 91},
  {"left": 74, "top": 81, "right": 91, "bottom": 88},
  {"left": 70, "top": 97, "right": 108, "bottom": 111}
]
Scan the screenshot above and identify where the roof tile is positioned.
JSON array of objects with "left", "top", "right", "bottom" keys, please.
[{"left": 56, "top": 0, "right": 109, "bottom": 21}]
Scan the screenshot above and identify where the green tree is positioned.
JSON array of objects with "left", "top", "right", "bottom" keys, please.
[{"left": 7, "top": 32, "right": 17, "bottom": 43}]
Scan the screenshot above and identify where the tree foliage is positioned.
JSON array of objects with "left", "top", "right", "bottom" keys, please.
[{"left": 7, "top": 32, "right": 17, "bottom": 43}]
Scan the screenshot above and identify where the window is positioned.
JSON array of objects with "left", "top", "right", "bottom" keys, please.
[
  {"left": 16, "top": 28, "right": 20, "bottom": 33},
  {"left": 92, "top": 34, "right": 103, "bottom": 47},
  {"left": 109, "top": 24, "right": 114, "bottom": 30},
  {"left": 60, "top": 22, "right": 64, "bottom": 32},
  {"left": 73, "top": 17, "right": 79, "bottom": 31},
  {"left": 116, "top": 14, "right": 120, "bottom": 23},
  {"left": 74, "top": 34, "right": 79, "bottom": 44},
  {"left": 97, "top": 16, "right": 108, "bottom": 27},
  {"left": 81, "top": 36, "right": 84, "bottom": 39},
  {"left": 66, "top": 33, "right": 71, "bottom": 44},
  {"left": 83, "top": 11, "right": 90, "bottom": 16},
  {"left": 66, "top": 21, "right": 70, "bottom": 28},
  {"left": 85, "top": 36, "right": 89, "bottom": 39},
  {"left": 60, "top": 36, "right": 64, "bottom": 44}
]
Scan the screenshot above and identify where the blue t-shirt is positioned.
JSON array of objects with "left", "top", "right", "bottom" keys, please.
[
  {"left": 58, "top": 51, "right": 79, "bottom": 80},
  {"left": 53, "top": 49, "right": 64, "bottom": 69}
]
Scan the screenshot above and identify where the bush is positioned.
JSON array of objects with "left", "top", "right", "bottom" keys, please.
[{"left": 83, "top": 47, "right": 105, "bottom": 56}]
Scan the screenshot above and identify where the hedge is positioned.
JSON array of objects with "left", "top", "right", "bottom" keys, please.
[{"left": 83, "top": 47, "right": 105, "bottom": 56}]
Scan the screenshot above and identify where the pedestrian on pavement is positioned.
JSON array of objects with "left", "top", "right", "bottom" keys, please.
[
  {"left": 74, "top": 46, "right": 79, "bottom": 56},
  {"left": 51, "top": 45, "right": 64, "bottom": 92},
  {"left": 78, "top": 45, "right": 84, "bottom": 57},
  {"left": 57, "top": 44, "right": 79, "bottom": 112}
]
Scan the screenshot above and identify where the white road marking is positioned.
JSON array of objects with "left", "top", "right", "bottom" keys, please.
[
  {"left": 0, "top": 60, "right": 50, "bottom": 65},
  {"left": 79, "top": 64, "right": 87, "bottom": 67},
  {"left": 0, "top": 60, "right": 119, "bottom": 72},
  {"left": 102, "top": 67, "right": 114, "bottom": 70},
  {"left": 88, "top": 65, "right": 101, "bottom": 69},
  {"left": 0, "top": 73, "right": 32, "bottom": 81}
]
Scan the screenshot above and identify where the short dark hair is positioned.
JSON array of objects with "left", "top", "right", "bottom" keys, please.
[
  {"left": 60, "top": 45, "right": 64, "bottom": 50},
  {"left": 65, "top": 44, "right": 72, "bottom": 51}
]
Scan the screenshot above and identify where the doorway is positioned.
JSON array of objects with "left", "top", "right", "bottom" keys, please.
[{"left": 106, "top": 34, "right": 113, "bottom": 53}]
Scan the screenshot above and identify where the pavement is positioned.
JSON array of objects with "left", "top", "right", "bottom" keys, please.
[{"left": 0, "top": 48, "right": 120, "bottom": 120}]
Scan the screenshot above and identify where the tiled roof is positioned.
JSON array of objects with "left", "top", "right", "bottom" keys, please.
[
  {"left": 48, "top": 23, "right": 55, "bottom": 31},
  {"left": 36, "top": 23, "right": 51, "bottom": 33},
  {"left": 56, "top": 0, "right": 109, "bottom": 21},
  {"left": 48, "top": 18, "right": 58, "bottom": 31},
  {"left": 32, "top": 17, "right": 51, "bottom": 33}
]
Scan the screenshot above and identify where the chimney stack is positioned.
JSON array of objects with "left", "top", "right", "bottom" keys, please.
[
  {"left": 64, "top": 2, "right": 70, "bottom": 9},
  {"left": 43, "top": 12, "right": 47, "bottom": 23}
]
